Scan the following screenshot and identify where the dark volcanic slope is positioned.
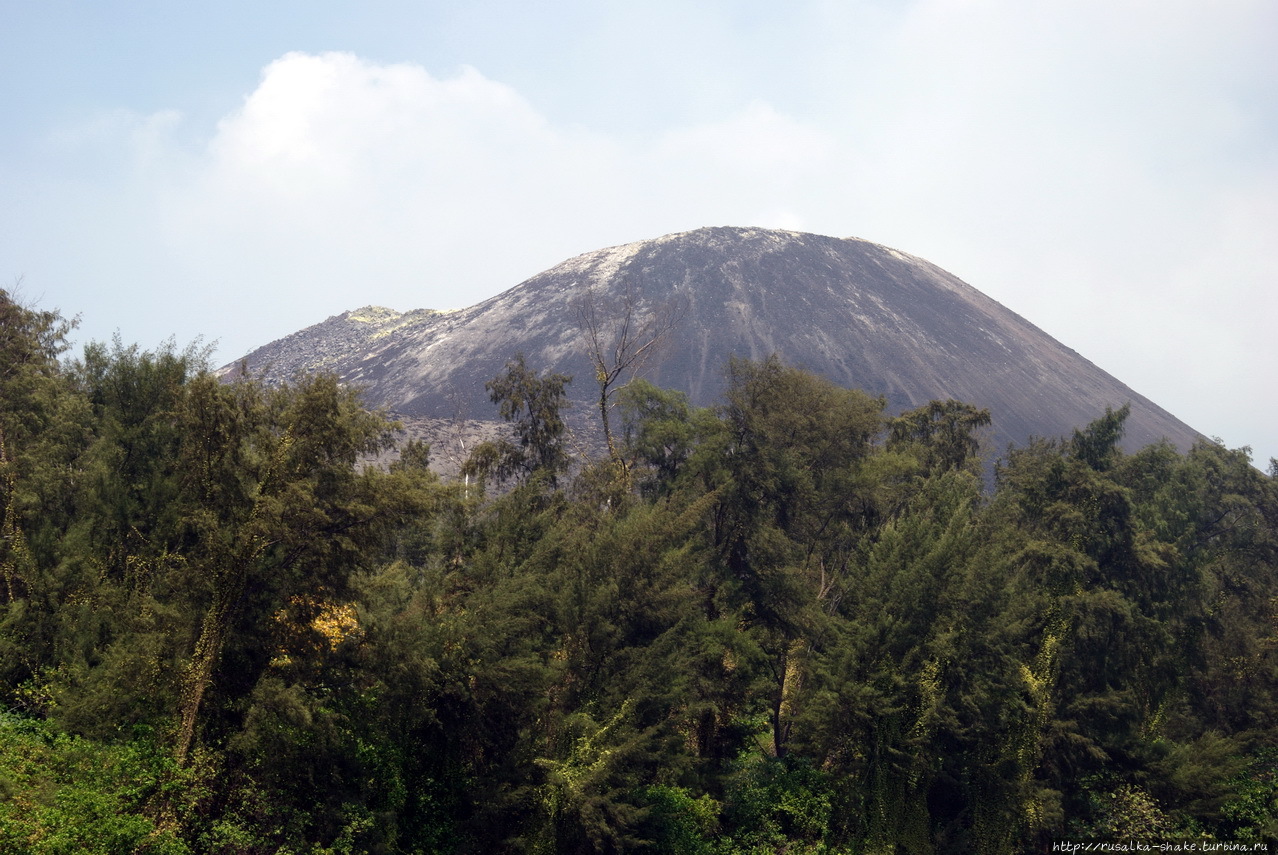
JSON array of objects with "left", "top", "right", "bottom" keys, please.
[{"left": 225, "top": 226, "right": 1202, "bottom": 455}]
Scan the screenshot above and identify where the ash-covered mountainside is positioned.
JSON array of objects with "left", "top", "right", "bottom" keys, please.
[{"left": 223, "top": 226, "right": 1202, "bottom": 455}]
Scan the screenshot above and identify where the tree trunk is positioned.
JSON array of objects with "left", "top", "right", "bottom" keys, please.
[
  {"left": 174, "top": 582, "right": 237, "bottom": 765},
  {"left": 598, "top": 383, "right": 617, "bottom": 463},
  {"left": 174, "top": 546, "right": 260, "bottom": 766}
]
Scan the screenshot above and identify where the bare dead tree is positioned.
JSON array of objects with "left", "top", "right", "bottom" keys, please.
[{"left": 573, "top": 276, "right": 687, "bottom": 466}]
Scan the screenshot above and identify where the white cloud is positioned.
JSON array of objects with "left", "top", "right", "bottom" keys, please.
[
  {"left": 142, "top": 52, "right": 838, "bottom": 345},
  {"left": 203, "top": 53, "right": 553, "bottom": 199},
  {"left": 657, "top": 101, "right": 835, "bottom": 174},
  {"left": 151, "top": 53, "right": 623, "bottom": 334},
  {"left": 177, "top": 53, "right": 562, "bottom": 244}
]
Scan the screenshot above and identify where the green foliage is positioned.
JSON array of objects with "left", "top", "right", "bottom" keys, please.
[
  {"left": 0, "top": 293, "right": 95, "bottom": 702},
  {"left": 3, "top": 326, "right": 1277, "bottom": 855},
  {"left": 717, "top": 757, "right": 839, "bottom": 853},
  {"left": 0, "top": 710, "right": 190, "bottom": 854},
  {"left": 637, "top": 785, "right": 720, "bottom": 854},
  {"left": 888, "top": 399, "right": 992, "bottom": 476},
  {"left": 618, "top": 379, "right": 717, "bottom": 495},
  {"left": 463, "top": 354, "right": 572, "bottom": 488},
  {"left": 1071, "top": 404, "right": 1131, "bottom": 471},
  {"left": 1076, "top": 781, "right": 1181, "bottom": 840},
  {"left": 1220, "top": 750, "right": 1278, "bottom": 842}
]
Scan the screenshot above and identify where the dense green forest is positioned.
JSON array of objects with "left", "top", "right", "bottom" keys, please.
[{"left": 2, "top": 289, "right": 1277, "bottom": 853}]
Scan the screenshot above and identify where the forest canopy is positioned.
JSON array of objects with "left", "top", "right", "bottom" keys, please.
[{"left": 2, "top": 289, "right": 1277, "bottom": 853}]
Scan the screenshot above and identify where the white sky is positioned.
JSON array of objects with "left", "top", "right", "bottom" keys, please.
[{"left": 2, "top": 0, "right": 1275, "bottom": 465}]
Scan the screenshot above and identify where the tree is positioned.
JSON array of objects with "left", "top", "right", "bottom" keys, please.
[
  {"left": 711, "top": 357, "right": 887, "bottom": 759},
  {"left": 0, "top": 289, "right": 84, "bottom": 606},
  {"left": 462, "top": 355, "right": 572, "bottom": 489},
  {"left": 888, "top": 399, "right": 992, "bottom": 476},
  {"left": 0, "top": 290, "right": 98, "bottom": 715},
  {"left": 171, "top": 372, "right": 411, "bottom": 764},
  {"left": 1070, "top": 403, "right": 1130, "bottom": 471},
  {"left": 573, "top": 278, "right": 685, "bottom": 467},
  {"left": 617, "top": 379, "right": 718, "bottom": 496}
]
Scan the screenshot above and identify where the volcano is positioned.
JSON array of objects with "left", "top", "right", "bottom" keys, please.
[{"left": 223, "top": 226, "right": 1201, "bottom": 463}]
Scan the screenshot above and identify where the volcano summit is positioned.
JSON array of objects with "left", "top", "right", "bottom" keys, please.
[{"left": 224, "top": 226, "right": 1201, "bottom": 461}]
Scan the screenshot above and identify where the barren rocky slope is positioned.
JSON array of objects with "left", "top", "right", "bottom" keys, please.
[{"left": 223, "top": 226, "right": 1202, "bottom": 464}]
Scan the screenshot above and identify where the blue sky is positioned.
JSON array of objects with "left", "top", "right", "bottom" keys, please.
[{"left": 3, "top": 0, "right": 1276, "bottom": 464}]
